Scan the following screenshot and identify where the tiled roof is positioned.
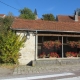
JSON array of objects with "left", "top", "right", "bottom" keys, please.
[
  {"left": 0, "top": 14, "right": 5, "bottom": 16},
  {"left": 11, "top": 18, "right": 80, "bottom": 32},
  {"left": 57, "top": 15, "right": 80, "bottom": 22},
  {"left": 0, "top": 14, "right": 6, "bottom": 17},
  {"left": 0, "top": 14, "right": 6, "bottom": 18}
]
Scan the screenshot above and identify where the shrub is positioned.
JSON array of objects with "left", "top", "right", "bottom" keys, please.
[{"left": 0, "top": 31, "right": 25, "bottom": 64}]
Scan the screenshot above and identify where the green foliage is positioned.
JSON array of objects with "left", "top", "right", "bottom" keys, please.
[
  {"left": 0, "top": 17, "right": 3, "bottom": 22},
  {"left": 75, "top": 8, "right": 80, "bottom": 16},
  {"left": 0, "top": 16, "right": 14, "bottom": 34},
  {"left": 0, "top": 18, "right": 4, "bottom": 33},
  {"left": 0, "top": 31, "right": 25, "bottom": 64},
  {"left": 0, "top": 15, "right": 25, "bottom": 64},
  {"left": 42, "top": 14, "right": 55, "bottom": 21},
  {"left": 3, "top": 16, "right": 14, "bottom": 30},
  {"left": 19, "top": 7, "right": 35, "bottom": 19},
  {"left": 7, "top": 12, "right": 14, "bottom": 17},
  {"left": 78, "top": 11, "right": 80, "bottom": 16}
]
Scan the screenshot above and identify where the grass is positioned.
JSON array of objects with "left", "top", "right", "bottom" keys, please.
[{"left": 0, "top": 63, "right": 18, "bottom": 69}]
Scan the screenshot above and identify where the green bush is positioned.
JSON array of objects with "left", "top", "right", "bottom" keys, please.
[{"left": 0, "top": 31, "right": 25, "bottom": 64}]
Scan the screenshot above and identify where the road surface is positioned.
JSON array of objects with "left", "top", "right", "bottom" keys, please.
[{"left": 1, "top": 70, "right": 80, "bottom": 80}]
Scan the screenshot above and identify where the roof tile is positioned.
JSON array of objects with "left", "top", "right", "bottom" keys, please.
[
  {"left": 57, "top": 15, "right": 80, "bottom": 22},
  {"left": 11, "top": 18, "right": 80, "bottom": 32}
]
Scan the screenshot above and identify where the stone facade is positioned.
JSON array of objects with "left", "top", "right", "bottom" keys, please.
[{"left": 16, "top": 31, "right": 35, "bottom": 65}]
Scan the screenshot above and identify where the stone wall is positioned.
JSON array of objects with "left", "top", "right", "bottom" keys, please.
[
  {"left": 16, "top": 31, "right": 35, "bottom": 65},
  {"left": 32, "top": 58, "right": 80, "bottom": 66}
]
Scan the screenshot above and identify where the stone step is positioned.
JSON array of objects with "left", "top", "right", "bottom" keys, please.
[{"left": 32, "top": 58, "right": 80, "bottom": 66}]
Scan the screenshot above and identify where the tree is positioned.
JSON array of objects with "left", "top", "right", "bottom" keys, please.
[
  {"left": 19, "top": 7, "right": 35, "bottom": 20},
  {"left": 75, "top": 8, "right": 80, "bottom": 16},
  {"left": 78, "top": 12, "right": 80, "bottom": 16},
  {"left": 7, "top": 12, "right": 14, "bottom": 17},
  {"left": 0, "top": 31, "right": 25, "bottom": 64},
  {"left": 3, "top": 16, "right": 14, "bottom": 30},
  {"left": 0, "top": 16, "right": 14, "bottom": 34},
  {"left": 0, "top": 17, "right": 4, "bottom": 26},
  {"left": 78, "top": 9, "right": 80, "bottom": 16},
  {"left": 0, "top": 15, "right": 25, "bottom": 64},
  {"left": 41, "top": 14, "right": 55, "bottom": 21}
]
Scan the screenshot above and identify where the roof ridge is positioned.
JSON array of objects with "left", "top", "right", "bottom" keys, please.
[
  {"left": 14, "top": 18, "right": 80, "bottom": 24},
  {"left": 57, "top": 15, "right": 74, "bottom": 17}
]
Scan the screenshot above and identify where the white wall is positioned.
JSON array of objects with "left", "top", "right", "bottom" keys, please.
[{"left": 16, "top": 31, "right": 35, "bottom": 65}]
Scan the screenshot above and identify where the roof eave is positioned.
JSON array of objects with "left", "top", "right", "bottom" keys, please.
[{"left": 11, "top": 28, "right": 80, "bottom": 33}]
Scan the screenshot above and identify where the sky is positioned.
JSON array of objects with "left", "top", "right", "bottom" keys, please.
[{"left": 0, "top": 0, "right": 80, "bottom": 18}]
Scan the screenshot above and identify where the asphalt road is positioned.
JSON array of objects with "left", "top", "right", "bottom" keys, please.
[{"left": 1, "top": 70, "right": 80, "bottom": 80}]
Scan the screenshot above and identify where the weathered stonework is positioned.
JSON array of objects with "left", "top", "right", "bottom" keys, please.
[{"left": 16, "top": 31, "right": 35, "bottom": 65}]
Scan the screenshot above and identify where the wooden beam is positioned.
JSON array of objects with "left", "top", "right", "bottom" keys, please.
[{"left": 38, "top": 34, "right": 80, "bottom": 37}]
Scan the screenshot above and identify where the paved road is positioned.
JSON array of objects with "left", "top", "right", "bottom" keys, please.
[
  {"left": 0, "top": 64, "right": 80, "bottom": 79},
  {"left": 1, "top": 71, "right": 80, "bottom": 80}
]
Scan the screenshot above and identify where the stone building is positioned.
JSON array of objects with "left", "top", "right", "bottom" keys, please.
[
  {"left": 0, "top": 14, "right": 6, "bottom": 18},
  {"left": 11, "top": 11, "right": 80, "bottom": 65}
]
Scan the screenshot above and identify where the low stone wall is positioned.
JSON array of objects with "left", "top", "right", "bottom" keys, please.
[{"left": 32, "top": 58, "right": 80, "bottom": 66}]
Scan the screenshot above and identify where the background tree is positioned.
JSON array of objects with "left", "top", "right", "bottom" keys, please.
[
  {"left": 41, "top": 14, "right": 55, "bottom": 21},
  {"left": 75, "top": 8, "right": 80, "bottom": 16},
  {"left": 7, "top": 12, "right": 14, "bottom": 17},
  {"left": 78, "top": 12, "right": 80, "bottom": 16},
  {"left": 19, "top": 7, "right": 35, "bottom": 19},
  {"left": 78, "top": 9, "right": 80, "bottom": 16},
  {"left": 0, "top": 18, "right": 4, "bottom": 33},
  {"left": 0, "top": 15, "right": 14, "bottom": 34}
]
